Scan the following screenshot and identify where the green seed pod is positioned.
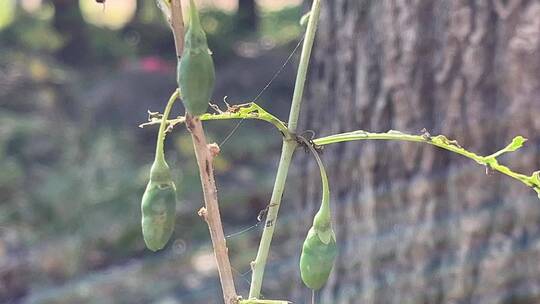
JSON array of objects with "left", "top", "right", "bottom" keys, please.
[
  {"left": 300, "top": 226, "right": 337, "bottom": 290},
  {"left": 141, "top": 90, "right": 180, "bottom": 252},
  {"left": 177, "top": 0, "right": 215, "bottom": 116},
  {"left": 299, "top": 139, "right": 337, "bottom": 290},
  {"left": 141, "top": 158, "right": 177, "bottom": 251}
]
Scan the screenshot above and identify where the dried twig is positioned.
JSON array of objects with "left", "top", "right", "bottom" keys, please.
[
  {"left": 185, "top": 115, "right": 238, "bottom": 304},
  {"left": 169, "top": 1, "right": 237, "bottom": 303}
]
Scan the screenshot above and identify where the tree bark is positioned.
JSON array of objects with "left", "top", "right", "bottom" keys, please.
[{"left": 293, "top": 1, "right": 540, "bottom": 303}]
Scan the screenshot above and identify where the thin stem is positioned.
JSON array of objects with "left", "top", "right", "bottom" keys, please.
[
  {"left": 170, "top": 0, "right": 184, "bottom": 57},
  {"left": 313, "top": 130, "right": 540, "bottom": 195},
  {"left": 239, "top": 300, "right": 290, "bottom": 304},
  {"left": 144, "top": 103, "right": 540, "bottom": 198},
  {"left": 248, "top": 140, "right": 295, "bottom": 299},
  {"left": 186, "top": 116, "right": 238, "bottom": 303},
  {"left": 298, "top": 136, "right": 329, "bottom": 218},
  {"left": 248, "top": 0, "right": 322, "bottom": 299},
  {"left": 154, "top": 90, "right": 180, "bottom": 164},
  {"left": 287, "top": 0, "right": 321, "bottom": 132},
  {"left": 140, "top": 103, "right": 290, "bottom": 136},
  {"left": 166, "top": 1, "right": 237, "bottom": 303}
]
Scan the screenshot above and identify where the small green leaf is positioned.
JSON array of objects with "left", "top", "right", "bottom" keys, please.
[
  {"left": 504, "top": 136, "right": 527, "bottom": 153},
  {"left": 532, "top": 171, "right": 540, "bottom": 184},
  {"left": 532, "top": 171, "right": 540, "bottom": 200},
  {"left": 300, "top": 12, "right": 311, "bottom": 26},
  {"left": 483, "top": 136, "right": 527, "bottom": 162}
]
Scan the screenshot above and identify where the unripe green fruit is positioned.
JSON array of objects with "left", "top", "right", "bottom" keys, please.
[
  {"left": 298, "top": 138, "right": 337, "bottom": 290},
  {"left": 300, "top": 227, "right": 337, "bottom": 290},
  {"left": 177, "top": 0, "right": 215, "bottom": 116},
  {"left": 141, "top": 160, "right": 177, "bottom": 251}
]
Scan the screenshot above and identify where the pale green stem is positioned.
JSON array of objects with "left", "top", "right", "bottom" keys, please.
[
  {"left": 239, "top": 300, "right": 290, "bottom": 304},
  {"left": 287, "top": 1, "right": 321, "bottom": 132},
  {"left": 154, "top": 89, "right": 180, "bottom": 164},
  {"left": 314, "top": 146, "right": 329, "bottom": 216},
  {"left": 146, "top": 108, "right": 540, "bottom": 198},
  {"left": 299, "top": 136, "right": 330, "bottom": 218},
  {"left": 140, "top": 103, "right": 289, "bottom": 136},
  {"left": 248, "top": 0, "right": 322, "bottom": 299},
  {"left": 248, "top": 140, "right": 295, "bottom": 298},
  {"left": 313, "top": 131, "right": 540, "bottom": 193}
]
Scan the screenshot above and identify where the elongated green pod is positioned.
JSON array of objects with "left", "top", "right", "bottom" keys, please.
[
  {"left": 299, "top": 139, "right": 337, "bottom": 290},
  {"left": 300, "top": 226, "right": 337, "bottom": 290},
  {"left": 177, "top": 0, "right": 215, "bottom": 116},
  {"left": 141, "top": 159, "right": 177, "bottom": 251},
  {"left": 141, "top": 90, "right": 179, "bottom": 251}
]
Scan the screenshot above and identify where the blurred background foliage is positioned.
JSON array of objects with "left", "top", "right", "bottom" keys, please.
[{"left": 0, "top": 0, "right": 304, "bottom": 303}]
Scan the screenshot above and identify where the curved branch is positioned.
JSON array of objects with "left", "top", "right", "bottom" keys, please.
[
  {"left": 139, "top": 102, "right": 290, "bottom": 136},
  {"left": 141, "top": 101, "right": 540, "bottom": 200},
  {"left": 313, "top": 130, "right": 540, "bottom": 198}
]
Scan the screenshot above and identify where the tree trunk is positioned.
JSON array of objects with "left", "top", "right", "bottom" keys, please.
[
  {"left": 52, "top": 0, "right": 90, "bottom": 65},
  {"left": 293, "top": 1, "right": 540, "bottom": 303},
  {"left": 236, "top": 0, "right": 258, "bottom": 35}
]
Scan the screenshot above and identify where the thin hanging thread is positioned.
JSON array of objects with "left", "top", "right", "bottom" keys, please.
[
  {"left": 252, "top": 36, "right": 305, "bottom": 103},
  {"left": 231, "top": 266, "right": 266, "bottom": 299},
  {"left": 218, "top": 118, "right": 245, "bottom": 147},
  {"left": 218, "top": 36, "right": 306, "bottom": 148},
  {"left": 225, "top": 202, "right": 272, "bottom": 239},
  {"left": 231, "top": 266, "right": 252, "bottom": 289},
  {"left": 225, "top": 221, "right": 263, "bottom": 239}
]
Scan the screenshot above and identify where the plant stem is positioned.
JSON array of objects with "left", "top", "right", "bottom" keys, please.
[
  {"left": 313, "top": 130, "right": 540, "bottom": 194},
  {"left": 248, "top": 0, "right": 322, "bottom": 298},
  {"left": 239, "top": 299, "right": 291, "bottom": 304},
  {"left": 168, "top": 1, "right": 237, "bottom": 303},
  {"left": 140, "top": 103, "right": 290, "bottom": 136},
  {"left": 170, "top": 0, "right": 184, "bottom": 58},
  {"left": 154, "top": 90, "right": 180, "bottom": 164},
  {"left": 186, "top": 115, "right": 238, "bottom": 304},
  {"left": 297, "top": 136, "right": 330, "bottom": 221},
  {"left": 286, "top": 2, "right": 321, "bottom": 131}
]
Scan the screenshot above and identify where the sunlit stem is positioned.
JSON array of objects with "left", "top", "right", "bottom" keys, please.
[
  {"left": 154, "top": 89, "right": 180, "bottom": 164},
  {"left": 248, "top": 0, "right": 322, "bottom": 299},
  {"left": 314, "top": 131, "right": 540, "bottom": 193}
]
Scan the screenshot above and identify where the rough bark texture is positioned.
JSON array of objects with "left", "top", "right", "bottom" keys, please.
[{"left": 293, "top": 1, "right": 540, "bottom": 303}]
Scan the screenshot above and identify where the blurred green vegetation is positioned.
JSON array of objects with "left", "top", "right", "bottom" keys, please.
[
  {"left": 0, "top": 1, "right": 302, "bottom": 303},
  {"left": 0, "top": 0, "right": 303, "bottom": 64}
]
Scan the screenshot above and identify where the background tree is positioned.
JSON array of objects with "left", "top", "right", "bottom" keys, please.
[
  {"left": 236, "top": 0, "right": 258, "bottom": 34},
  {"left": 51, "top": 0, "right": 90, "bottom": 65},
  {"left": 293, "top": 1, "right": 540, "bottom": 303}
]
